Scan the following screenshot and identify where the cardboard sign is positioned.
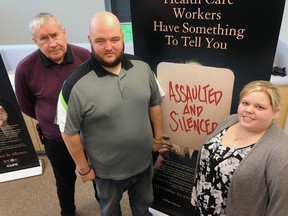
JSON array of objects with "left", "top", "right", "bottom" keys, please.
[{"left": 158, "top": 62, "right": 234, "bottom": 150}]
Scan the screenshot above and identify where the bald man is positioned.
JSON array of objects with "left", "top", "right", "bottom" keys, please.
[{"left": 57, "top": 12, "right": 163, "bottom": 216}]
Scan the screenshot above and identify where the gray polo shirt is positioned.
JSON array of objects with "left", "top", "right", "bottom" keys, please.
[{"left": 57, "top": 54, "right": 162, "bottom": 180}]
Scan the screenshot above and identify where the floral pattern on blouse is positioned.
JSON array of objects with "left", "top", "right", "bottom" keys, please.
[{"left": 191, "top": 128, "right": 254, "bottom": 216}]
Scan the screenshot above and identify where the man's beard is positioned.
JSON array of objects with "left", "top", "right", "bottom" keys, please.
[{"left": 91, "top": 47, "right": 124, "bottom": 68}]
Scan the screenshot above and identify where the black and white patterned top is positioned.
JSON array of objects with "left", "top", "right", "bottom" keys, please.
[{"left": 191, "top": 128, "right": 254, "bottom": 216}]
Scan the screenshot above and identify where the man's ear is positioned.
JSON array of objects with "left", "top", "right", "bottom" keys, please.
[
  {"left": 32, "top": 37, "right": 37, "bottom": 45},
  {"left": 88, "top": 35, "right": 92, "bottom": 44}
]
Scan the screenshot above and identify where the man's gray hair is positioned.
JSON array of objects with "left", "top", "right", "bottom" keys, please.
[{"left": 29, "top": 12, "right": 63, "bottom": 36}]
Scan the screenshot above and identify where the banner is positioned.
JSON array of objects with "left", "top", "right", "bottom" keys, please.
[
  {"left": 0, "top": 55, "right": 42, "bottom": 183},
  {"left": 130, "top": 1, "right": 285, "bottom": 215}
]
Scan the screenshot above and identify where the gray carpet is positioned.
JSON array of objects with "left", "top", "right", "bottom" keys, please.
[{"left": 0, "top": 155, "right": 132, "bottom": 216}]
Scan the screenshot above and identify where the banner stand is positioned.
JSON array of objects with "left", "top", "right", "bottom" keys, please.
[
  {"left": 0, "top": 159, "right": 42, "bottom": 183},
  {"left": 0, "top": 54, "right": 43, "bottom": 183},
  {"left": 130, "top": 1, "right": 285, "bottom": 215},
  {"left": 149, "top": 208, "right": 169, "bottom": 216}
]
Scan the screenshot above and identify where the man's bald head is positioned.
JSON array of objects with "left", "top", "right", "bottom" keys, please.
[{"left": 89, "top": 11, "right": 122, "bottom": 34}]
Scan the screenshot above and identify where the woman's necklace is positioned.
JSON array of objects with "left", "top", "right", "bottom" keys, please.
[{"left": 234, "top": 126, "right": 265, "bottom": 142}]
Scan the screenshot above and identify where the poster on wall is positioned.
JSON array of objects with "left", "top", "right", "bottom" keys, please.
[
  {"left": 0, "top": 55, "right": 42, "bottom": 183},
  {"left": 130, "top": 1, "right": 285, "bottom": 215}
]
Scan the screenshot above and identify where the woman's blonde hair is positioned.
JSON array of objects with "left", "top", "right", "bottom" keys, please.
[{"left": 240, "top": 80, "right": 281, "bottom": 111}]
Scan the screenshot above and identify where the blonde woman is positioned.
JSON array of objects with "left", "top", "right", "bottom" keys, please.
[{"left": 192, "top": 80, "right": 288, "bottom": 215}]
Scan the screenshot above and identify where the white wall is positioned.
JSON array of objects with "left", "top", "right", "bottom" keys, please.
[
  {"left": 279, "top": 1, "right": 288, "bottom": 45},
  {"left": 0, "top": 0, "right": 105, "bottom": 44},
  {"left": 274, "top": 1, "right": 288, "bottom": 135},
  {"left": 0, "top": 1, "right": 287, "bottom": 45}
]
